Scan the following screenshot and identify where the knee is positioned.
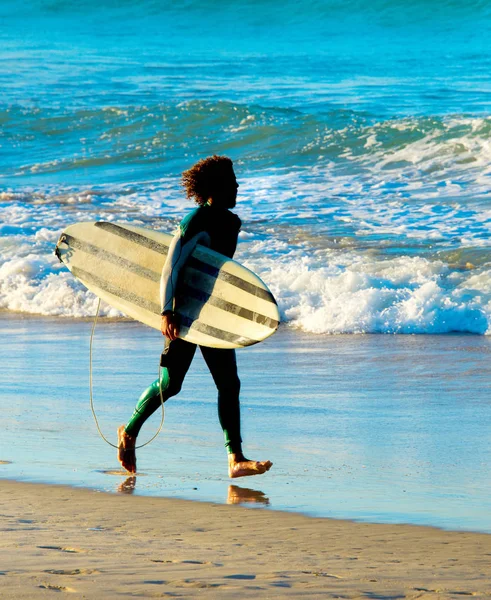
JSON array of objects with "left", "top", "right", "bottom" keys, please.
[
  {"left": 165, "top": 381, "right": 182, "bottom": 398},
  {"left": 217, "top": 375, "right": 240, "bottom": 397},
  {"left": 153, "top": 376, "right": 182, "bottom": 399}
]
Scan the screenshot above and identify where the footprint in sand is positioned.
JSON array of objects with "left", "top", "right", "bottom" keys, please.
[
  {"left": 301, "top": 570, "right": 343, "bottom": 579},
  {"left": 150, "top": 560, "right": 173, "bottom": 563},
  {"left": 44, "top": 569, "right": 99, "bottom": 575},
  {"left": 173, "top": 580, "right": 223, "bottom": 589},
  {"left": 180, "top": 560, "right": 208, "bottom": 565},
  {"left": 39, "top": 584, "right": 76, "bottom": 592},
  {"left": 37, "top": 546, "right": 85, "bottom": 554},
  {"left": 416, "top": 590, "right": 477, "bottom": 597},
  {"left": 150, "top": 559, "right": 213, "bottom": 566}
]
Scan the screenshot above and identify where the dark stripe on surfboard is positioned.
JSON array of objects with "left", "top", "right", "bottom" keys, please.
[
  {"left": 70, "top": 266, "right": 258, "bottom": 347},
  {"left": 94, "top": 221, "right": 277, "bottom": 305},
  {"left": 65, "top": 234, "right": 278, "bottom": 330},
  {"left": 95, "top": 221, "right": 169, "bottom": 256},
  {"left": 179, "top": 316, "right": 258, "bottom": 347},
  {"left": 179, "top": 284, "right": 279, "bottom": 330},
  {"left": 187, "top": 257, "right": 277, "bottom": 304},
  {"left": 72, "top": 266, "right": 161, "bottom": 314},
  {"left": 64, "top": 234, "right": 160, "bottom": 282}
]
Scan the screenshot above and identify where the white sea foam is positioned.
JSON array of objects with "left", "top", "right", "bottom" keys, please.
[
  {"left": 2, "top": 240, "right": 489, "bottom": 335},
  {"left": 0, "top": 254, "right": 120, "bottom": 318},
  {"left": 242, "top": 250, "right": 491, "bottom": 335},
  {"left": 1, "top": 123, "right": 490, "bottom": 334}
]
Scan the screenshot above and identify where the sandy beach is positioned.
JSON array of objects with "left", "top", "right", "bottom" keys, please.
[
  {"left": 2, "top": 479, "right": 491, "bottom": 599},
  {"left": 2, "top": 317, "right": 491, "bottom": 600}
]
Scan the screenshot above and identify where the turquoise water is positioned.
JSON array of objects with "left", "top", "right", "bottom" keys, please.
[
  {"left": 1, "top": 0, "right": 490, "bottom": 334},
  {"left": 1, "top": 1, "right": 491, "bottom": 531}
]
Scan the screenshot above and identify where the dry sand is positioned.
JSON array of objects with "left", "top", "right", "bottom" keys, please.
[{"left": 1, "top": 479, "right": 491, "bottom": 599}]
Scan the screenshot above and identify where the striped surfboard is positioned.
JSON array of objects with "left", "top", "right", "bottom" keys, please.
[{"left": 55, "top": 221, "right": 280, "bottom": 349}]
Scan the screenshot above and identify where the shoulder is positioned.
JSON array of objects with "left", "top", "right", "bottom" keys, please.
[
  {"left": 213, "top": 208, "right": 241, "bottom": 233},
  {"left": 179, "top": 206, "right": 207, "bottom": 237},
  {"left": 179, "top": 206, "right": 241, "bottom": 239}
]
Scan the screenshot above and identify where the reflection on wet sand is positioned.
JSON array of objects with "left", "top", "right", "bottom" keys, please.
[
  {"left": 227, "top": 485, "right": 270, "bottom": 506},
  {"left": 118, "top": 476, "right": 137, "bottom": 494},
  {"left": 115, "top": 479, "right": 270, "bottom": 505}
]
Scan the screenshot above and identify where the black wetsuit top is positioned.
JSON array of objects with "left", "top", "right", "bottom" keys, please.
[{"left": 179, "top": 204, "right": 241, "bottom": 258}]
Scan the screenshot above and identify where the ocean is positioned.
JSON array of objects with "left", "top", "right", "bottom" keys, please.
[
  {"left": 1, "top": 0, "right": 490, "bottom": 334},
  {"left": 1, "top": 1, "right": 491, "bottom": 531}
]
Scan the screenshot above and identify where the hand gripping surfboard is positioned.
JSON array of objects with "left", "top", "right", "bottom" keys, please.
[{"left": 55, "top": 221, "right": 280, "bottom": 349}]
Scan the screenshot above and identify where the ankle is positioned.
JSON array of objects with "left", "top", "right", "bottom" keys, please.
[
  {"left": 119, "top": 425, "right": 136, "bottom": 443},
  {"left": 229, "top": 453, "right": 245, "bottom": 463}
]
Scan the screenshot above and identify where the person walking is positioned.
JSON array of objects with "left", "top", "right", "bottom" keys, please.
[{"left": 117, "top": 155, "right": 273, "bottom": 478}]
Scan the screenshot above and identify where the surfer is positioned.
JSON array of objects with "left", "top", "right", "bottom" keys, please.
[{"left": 117, "top": 155, "right": 273, "bottom": 478}]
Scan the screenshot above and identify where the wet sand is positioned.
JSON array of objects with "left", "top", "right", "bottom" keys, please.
[
  {"left": 2, "top": 479, "right": 491, "bottom": 599},
  {"left": 2, "top": 314, "right": 491, "bottom": 532}
]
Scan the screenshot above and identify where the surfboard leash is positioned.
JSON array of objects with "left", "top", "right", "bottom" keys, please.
[
  {"left": 88, "top": 228, "right": 185, "bottom": 451},
  {"left": 89, "top": 298, "right": 165, "bottom": 450}
]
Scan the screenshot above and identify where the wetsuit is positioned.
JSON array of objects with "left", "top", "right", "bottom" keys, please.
[{"left": 124, "top": 204, "right": 243, "bottom": 455}]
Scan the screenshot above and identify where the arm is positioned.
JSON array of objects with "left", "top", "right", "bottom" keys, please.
[{"left": 160, "top": 230, "right": 211, "bottom": 340}]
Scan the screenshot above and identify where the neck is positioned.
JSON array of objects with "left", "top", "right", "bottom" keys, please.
[{"left": 206, "top": 200, "right": 230, "bottom": 209}]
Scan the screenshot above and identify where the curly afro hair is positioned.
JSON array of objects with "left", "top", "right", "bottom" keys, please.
[{"left": 181, "top": 155, "right": 234, "bottom": 205}]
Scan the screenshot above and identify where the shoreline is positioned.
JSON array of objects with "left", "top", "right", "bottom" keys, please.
[
  {"left": 2, "top": 473, "right": 491, "bottom": 537},
  {"left": 1, "top": 309, "right": 489, "bottom": 336},
  {"left": 4, "top": 463, "right": 491, "bottom": 541},
  {"left": 2, "top": 315, "right": 491, "bottom": 533},
  {"left": 2, "top": 478, "right": 491, "bottom": 599}
]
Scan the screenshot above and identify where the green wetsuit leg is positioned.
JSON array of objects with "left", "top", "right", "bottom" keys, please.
[
  {"left": 200, "top": 346, "right": 242, "bottom": 455},
  {"left": 125, "top": 340, "right": 243, "bottom": 455},
  {"left": 125, "top": 339, "right": 197, "bottom": 438}
]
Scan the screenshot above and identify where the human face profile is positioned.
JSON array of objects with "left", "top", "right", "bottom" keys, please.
[{"left": 212, "top": 167, "right": 239, "bottom": 209}]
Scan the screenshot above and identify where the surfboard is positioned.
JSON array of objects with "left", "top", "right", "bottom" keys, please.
[{"left": 55, "top": 221, "right": 280, "bottom": 349}]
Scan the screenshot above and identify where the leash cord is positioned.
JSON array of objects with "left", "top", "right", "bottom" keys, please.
[{"left": 89, "top": 298, "right": 165, "bottom": 450}]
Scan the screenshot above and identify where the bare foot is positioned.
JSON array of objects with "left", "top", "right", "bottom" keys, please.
[
  {"left": 228, "top": 453, "right": 272, "bottom": 478},
  {"left": 117, "top": 425, "right": 136, "bottom": 474}
]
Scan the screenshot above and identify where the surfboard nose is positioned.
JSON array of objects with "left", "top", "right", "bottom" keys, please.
[{"left": 54, "top": 233, "right": 69, "bottom": 263}]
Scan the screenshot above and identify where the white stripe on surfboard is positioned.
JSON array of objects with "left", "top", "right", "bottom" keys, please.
[
  {"left": 70, "top": 265, "right": 260, "bottom": 347},
  {"left": 94, "top": 222, "right": 278, "bottom": 305},
  {"left": 63, "top": 233, "right": 279, "bottom": 330}
]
